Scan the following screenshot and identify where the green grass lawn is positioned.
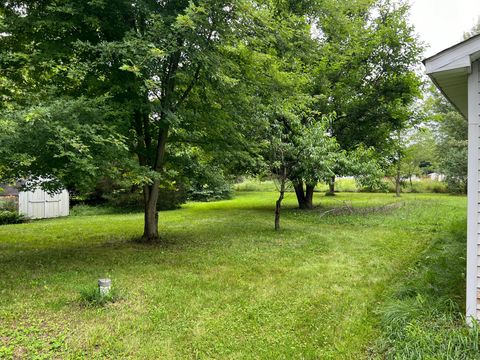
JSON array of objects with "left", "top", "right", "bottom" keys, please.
[{"left": 0, "top": 192, "right": 469, "bottom": 359}]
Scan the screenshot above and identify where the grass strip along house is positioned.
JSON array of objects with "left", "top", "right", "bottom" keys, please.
[{"left": 425, "top": 34, "right": 480, "bottom": 322}]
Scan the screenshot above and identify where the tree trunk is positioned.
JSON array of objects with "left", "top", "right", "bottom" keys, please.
[
  {"left": 395, "top": 133, "right": 402, "bottom": 198},
  {"left": 140, "top": 127, "right": 169, "bottom": 242},
  {"left": 136, "top": 40, "right": 202, "bottom": 242},
  {"left": 293, "top": 181, "right": 307, "bottom": 209},
  {"left": 395, "top": 164, "right": 401, "bottom": 198},
  {"left": 327, "top": 175, "right": 335, "bottom": 196},
  {"left": 275, "top": 178, "right": 286, "bottom": 231},
  {"left": 142, "top": 181, "right": 160, "bottom": 242},
  {"left": 293, "top": 181, "right": 315, "bottom": 209},
  {"left": 305, "top": 183, "right": 315, "bottom": 209}
]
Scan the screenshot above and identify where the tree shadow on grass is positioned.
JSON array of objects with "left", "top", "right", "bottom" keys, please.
[{"left": 0, "top": 207, "right": 325, "bottom": 292}]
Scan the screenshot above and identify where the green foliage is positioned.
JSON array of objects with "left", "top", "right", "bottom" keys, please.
[
  {"left": 427, "top": 88, "right": 468, "bottom": 194},
  {"left": 0, "top": 197, "right": 17, "bottom": 212},
  {"left": 0, "top": 0, "right": 424, "bottom": 238},
  {"left": 0, "top": 97, "right": 131, "bottom": 193},
  {"left": 267, "top": 113, "right": 340, "bottom": 185},
  {"left": 106, "top": 188, "right": 187, "bottom": 211},
  {"left": 0, "top": 0, "right": 272, "bottom": 240},
  {"left": 437, "top": 112, "right": 468, "bottom": 194},
  {"left": 0, "top": 210, "right": 25, "bottom": 225},
  {"left": 401, "top": 128, "right": 439, "bottom": 180},
  {"left": 172, "top": 150, "right": 235, "bottom": 202},
  {"left": 235, "top": 177, "right": 448, "bottom": 194},
  {"left": 314, "top": 0, "right": 423, "bottom": 153},
  {"left": 400, "top": 178, "right": 448, "bottom": 194},
  {"left": 346, "top": 146, "right": 387, "bottom": 191},
  {"left": 188, "top": 183, "right": 233, "bottom": 202}
]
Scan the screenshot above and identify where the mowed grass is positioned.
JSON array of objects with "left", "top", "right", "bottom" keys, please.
[{"left": 0, "top": 192, "right": 467, "bottom": 359}]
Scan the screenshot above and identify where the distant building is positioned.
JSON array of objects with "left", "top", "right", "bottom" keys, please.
[
  {"left": 428, "top": 173, "right": 445, "bottom": 182},
  {"left": 0, "top": 183, "right": 69, "bottom": 219}
]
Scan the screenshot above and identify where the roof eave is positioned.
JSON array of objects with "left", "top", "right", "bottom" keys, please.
[{"left": 423, "top": 35, "right": 480, "bottom": 119}]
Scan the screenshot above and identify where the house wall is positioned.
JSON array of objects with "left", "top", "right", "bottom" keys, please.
[
  {"left": 18, "top": 189, "right": 69, "bottom": 219},
  {"left": 467, "top": 60, "right": 480, "bottom": 321}
]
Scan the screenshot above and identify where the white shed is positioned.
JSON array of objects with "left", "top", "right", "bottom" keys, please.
[
  {"left": 1, "top": 183, "right": 69, "bottom": 219},
  {"left": 18, "top": 188, "right": 69, "bottom": 219},
  {"left": 424, "top": 34, "right": 480, "bottom": 323}
]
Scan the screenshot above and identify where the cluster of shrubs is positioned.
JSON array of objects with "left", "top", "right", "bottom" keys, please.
[
  {"left": 0, "top": 210, "right": 25, "bottom": 225},
  {"left": 72, "top": 163, "right": 234, "bottom": 213},
  {"left": 0, "top": 198, "right": 25, "bottom": 225},
  {"left": 105, "top": 187, "right": 189, "bottom": 211},
  {"left": 101, "top": 182, "right": 233, "bottom": 211},
  {"left": 359, "top": 178, "right": 449, "bottom": 194}
]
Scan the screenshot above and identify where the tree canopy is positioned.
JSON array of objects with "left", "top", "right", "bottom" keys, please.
[{"left": 0, "top": 0, "right": 424, "bottom": 236}]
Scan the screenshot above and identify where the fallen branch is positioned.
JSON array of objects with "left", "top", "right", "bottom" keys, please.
[{"left": 319, "top": 201, "right": 405, "bottom": 218}]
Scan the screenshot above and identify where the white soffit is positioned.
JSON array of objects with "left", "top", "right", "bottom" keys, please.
[{"left": 424, "top": 34, "right": 480, "bottom": 118}]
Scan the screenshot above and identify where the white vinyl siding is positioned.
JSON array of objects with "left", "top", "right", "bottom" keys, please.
[
  {"left": 476, "top": 61, "right": 480, "bottom": 319},
  {"left": 467, "top": 60, "right": 480, "bottom": 321}
]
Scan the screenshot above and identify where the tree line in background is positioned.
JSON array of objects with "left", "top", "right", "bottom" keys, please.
[{"left": 0, "top": 0, "right": 470, "bottom": 238}]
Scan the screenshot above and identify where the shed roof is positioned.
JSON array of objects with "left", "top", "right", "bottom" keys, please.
[
  {"left": 424, "top": 33, "right": 480, "bottom": 118},
  {"left": 0, "top": 184, "right": 19, "bottom": 196}
]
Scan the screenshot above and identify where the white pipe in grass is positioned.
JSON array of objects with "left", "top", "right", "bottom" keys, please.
[{"left": 98, "top": 278, "right": 111, "bottom": 296}]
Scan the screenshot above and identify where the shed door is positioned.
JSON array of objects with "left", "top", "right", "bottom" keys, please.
[{"left": 19, "top": 189, "right": 65, "bottom": 219}]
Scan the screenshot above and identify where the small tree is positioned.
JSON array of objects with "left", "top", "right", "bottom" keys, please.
[
  {"left": 401, "top": 128, "right": 438, "bottom": 188},
  {"left": 266, "top": 112, "right": 338, "bottom": 230}
]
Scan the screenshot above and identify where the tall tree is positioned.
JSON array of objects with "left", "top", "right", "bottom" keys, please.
[
  {"left": 0, "top": 0, "right": 266, "bottom": 242},
  {"left": 290, "top": 0, "right": 423, "bottom": 204}
]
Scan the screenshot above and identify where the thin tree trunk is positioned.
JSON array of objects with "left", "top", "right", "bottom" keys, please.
[
  {"left": 275, "top": 175, "right": 286, "bottom": 231},
  {"left": 395, "top": 132, "right": 402, "bottom": 198},
  {"left": 395, "top": 163, "right": 401, "bottom": 198},
  {"left": 305, "top": 183, "right": 315, "bottom": 209},
  {"left": 293, "top": 181, "right": 307, "bottom": 209},
  {"left": 141, "top": 127, "right": 169, "bottom": 242}
]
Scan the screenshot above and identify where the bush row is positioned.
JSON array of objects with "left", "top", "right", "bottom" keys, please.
[{"left": 0, "top": 210, "right": 26, "bottom": 225}]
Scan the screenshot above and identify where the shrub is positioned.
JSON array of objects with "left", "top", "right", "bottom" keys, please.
[
  {"left": 0, "top": 210, "right": 26, "bottom": 225},
  {"left": 188, "top": 183, "right": 233, "bottom": 202},
  {"left": 106, "top": 187, "right": 187, "bottom": 211},
  {"left": 185, "top": 164, "right": 234, "bottom": 201},
  {"left": 0, "top": 197, "right": 18, "bottom": 212}
]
